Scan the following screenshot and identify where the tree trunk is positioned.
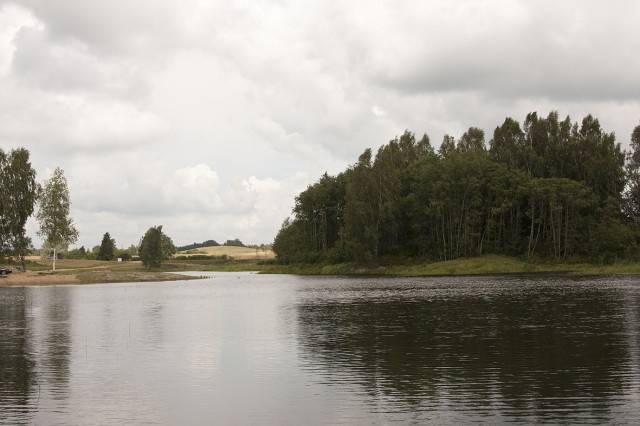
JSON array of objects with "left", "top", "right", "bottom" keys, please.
[
  {"left": 563, "top": 204, "right": 570, "bottom": 259},
  {"left": 527, "top": 201, "right": 535, "bottom": 258},
  {"left": 53, "top": 247, "right": 57, "bottom": 272}
]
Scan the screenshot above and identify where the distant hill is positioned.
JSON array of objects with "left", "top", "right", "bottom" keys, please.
[
  {"left": 175, "top": 245, "right": 275, "bottom": 260},
  {"left": 176, "top": 239, "right": 220, "bottom": 251}
]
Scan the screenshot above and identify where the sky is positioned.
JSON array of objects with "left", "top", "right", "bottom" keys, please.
[{"left": 1, "top": 0, "right": 639, "bottom": 249}]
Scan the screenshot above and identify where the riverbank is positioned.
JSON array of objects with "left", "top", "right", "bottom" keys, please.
[
  {"left": 181, "top": 255, "right": 640, "bottom": 277},
  {"left": 4, "top": 255, "right": 640, "bottom": 287},
  {"left": 0, "top": 259, "right": 199, "bottom": 286}
]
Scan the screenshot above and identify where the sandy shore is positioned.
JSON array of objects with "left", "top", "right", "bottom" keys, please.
[
  {"left": 1, "top": 271, "right": 80, "bottom": 286},
  {"left": 0, "top": 269, "right": 196, "bottom": 287}
]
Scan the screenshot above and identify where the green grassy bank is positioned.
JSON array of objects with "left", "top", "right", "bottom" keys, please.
[
  {"left": 6, "top": 255, "right": 640, "bottom": 287},
  {"left": 174, "top": 255, "right": 640, "bottom": 277}
]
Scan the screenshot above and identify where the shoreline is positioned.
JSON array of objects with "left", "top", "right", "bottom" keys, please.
[
  {"left": 4, "top": 255, "right": 640, "bottom": 287},
  {"left": 0, "top": 268, "right": 200, "bottom": 287},
  {"left": 232, "top": 255, "right": 640, "bottom": 278}
]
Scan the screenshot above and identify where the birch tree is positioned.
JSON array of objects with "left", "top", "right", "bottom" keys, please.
[{"left": 36, "top": 167, "right": 78, "bottom": 271}]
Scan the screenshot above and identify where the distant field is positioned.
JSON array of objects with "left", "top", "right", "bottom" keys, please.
[{"left": 175, "top": 245, "right": 275, "bottom": 260}]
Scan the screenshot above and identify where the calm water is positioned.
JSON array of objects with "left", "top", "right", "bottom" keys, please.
[{"left": 1, "top": 273, "right": 640, "bottom": 425}]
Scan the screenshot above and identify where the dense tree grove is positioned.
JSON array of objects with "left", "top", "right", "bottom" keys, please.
[{"left": 274, "top": 112, "right": 640, "bottom": 264}]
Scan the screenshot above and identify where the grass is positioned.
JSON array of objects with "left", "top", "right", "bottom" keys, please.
[{"left": 172, "top": 254, "right": 640, "bottom": 277}]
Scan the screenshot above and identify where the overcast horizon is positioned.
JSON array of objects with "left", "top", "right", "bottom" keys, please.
[{"left": 1, "top": 0, "right": 639, "bottom": 248}]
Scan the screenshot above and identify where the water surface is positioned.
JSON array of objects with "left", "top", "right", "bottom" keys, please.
[{"left": 1, "top": 273, "right": 640, "bottom": 424}]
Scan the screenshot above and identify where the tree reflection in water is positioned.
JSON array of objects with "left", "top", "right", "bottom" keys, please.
[
  {"left": 295, "top": 278, "right": 635, "bottom": 423},
  {"left": 0, "top": 287, "right": 72, "bottom": 425}
]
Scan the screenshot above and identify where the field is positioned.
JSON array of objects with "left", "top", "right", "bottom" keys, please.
[{"left": 175, "top": 245, "right": 275, "bottom": 260}]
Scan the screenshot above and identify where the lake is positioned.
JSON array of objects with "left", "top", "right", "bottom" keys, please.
[{"left": 1, "top": 272, "right": 640, "bottom": 425}]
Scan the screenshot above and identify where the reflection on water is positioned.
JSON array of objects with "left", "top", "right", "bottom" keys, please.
[
  {"left": 295, "top": 277, "right": 640, "bottom": 423},
  {"left": 0, "top": 288, "right": 34, "bottom": 425},
  {"left": 1, "top": 274, "right": 640, "bottom": 424}
]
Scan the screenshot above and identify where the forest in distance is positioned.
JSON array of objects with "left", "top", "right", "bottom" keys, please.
[{"left": 273, "top": 111, "right": 640, "bottom": 265}]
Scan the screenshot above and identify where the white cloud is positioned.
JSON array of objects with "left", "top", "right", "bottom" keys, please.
[{"left": 372, "top": 105, "right": 386, "bottom": 118}]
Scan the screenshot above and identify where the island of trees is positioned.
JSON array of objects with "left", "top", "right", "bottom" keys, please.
[{"left": 274, "top": 112, "right": 640, "bottom": 265}]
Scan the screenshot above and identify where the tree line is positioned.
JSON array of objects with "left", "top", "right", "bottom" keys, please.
[
  {"left": 274, "top": 112, "right": 640, "bottom": 264},
  {"left": 80, "top": 228, "right": 176, "bottom": 268},
  {"left": 0, "top": 149, "right": 175, "bottom": 270}
]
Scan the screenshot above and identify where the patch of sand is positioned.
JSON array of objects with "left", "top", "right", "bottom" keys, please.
[{"left": 1, "top": 271, "right": 80, "bottom": 286}]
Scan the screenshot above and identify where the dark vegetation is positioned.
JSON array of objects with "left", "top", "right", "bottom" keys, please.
[
  {"left": 97, "top": 232, "right": 116, "bottom": 260},
  {"left": 139, "top": 225, "right": 176, "bottom": 269},
  {"left": 176, "top": 239, "right": 220, "bottom": 251},
  {"left": 274, "top": 112, "right": 640, "bottom": 265},
  {"left": 0, "top": 148, "right": 38, "bottom": 270},
  {"left": 224, "top": 238, "right": 245, "bottom": 247}
]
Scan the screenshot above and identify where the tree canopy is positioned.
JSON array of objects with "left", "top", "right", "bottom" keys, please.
[
  {"left": 97, "top": 232, "right": 116, "bottom": 261},
  {"left": 0, "top": 148, "right": 39, "bottom": 269},
  {"left": 139, "top": 225, "right": 176, "bottom": 268},
  {"left": 274, "top": 112, "right": 637, "bottom": 264}
]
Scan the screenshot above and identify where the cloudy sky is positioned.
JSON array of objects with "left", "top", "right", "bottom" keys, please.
[{"left": 1, "top": 0, "right": 639, "bottom": 248}]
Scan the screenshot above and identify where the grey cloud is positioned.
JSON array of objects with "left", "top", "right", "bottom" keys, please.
[
  {"left": 12, "top": 26, "right": 149, "bottom": 98},
  {"left": 366, "top": 1, "right": 640, "bottom": 101},
  {"left": 4, "top": 0, "right": 640, "bottom": 247},
  {"left": 10, "top": 0, "right": 184, "bottom": 55}
]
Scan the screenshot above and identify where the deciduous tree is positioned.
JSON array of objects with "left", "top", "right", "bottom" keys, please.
[
  {"left": 0, "top": 148, "right": 39, "bottom": 270},
  {"left": 36, "top": 167, "right": 78, "bottom": 271}
]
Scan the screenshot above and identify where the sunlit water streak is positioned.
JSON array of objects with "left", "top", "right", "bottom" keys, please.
[{"left": 1, "top": 273, "right": 640, "bottom": 424}]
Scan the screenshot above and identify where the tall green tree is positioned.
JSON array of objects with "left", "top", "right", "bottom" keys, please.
[
  {"left": 457, "top": 127, "right": 486, "bottom": 153},
  {"left": 36, "top": 167, "right": 78, "bottom": 271},
  {"left": 438, "top": 135, "right": 456, "bottom": 158},
  {"left": 139, "top": 225, "right": 175, "bottom": 268},
  {"left": 97, "top": 232, "right": 116, "bottom": 261},
  {"left": 343, "top": 149, "right": 380, "bottom": 260},
  {"left": 0, "top": 148, "right": 39, "bottom": 270},
  {"left": 624, "top": 124, "right": 640, "bottom": 222}
]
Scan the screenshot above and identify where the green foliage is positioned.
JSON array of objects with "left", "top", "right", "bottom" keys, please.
[
  {"left": 0, "top": 148, "right": 39, "bottom": 270},
  {"left": 66, "top": 246, "right": 87, "bottom": 259},
  {"left": 624, "top": 124, "right": 640, "bottom": 221},
  {"left": 36, "top": 167, "right": 78, "bottom": 271},
  {"left": 457, "top": 127, "right": 486, "bottom": 153},
  {"left": 139, "top": 225, "right": 175, "bottom": 268},
  {"left": 97, "top": 232, "right": 116, "bottom": 260},
  {"left": 273, "top": 218, "right": 314, "bottom": 263},
  {"left": 162, "top": 233, "right": 176, "bottom": 258},
  {"left": 274, "top": 112, "right": 635, "bottom": 264}
]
